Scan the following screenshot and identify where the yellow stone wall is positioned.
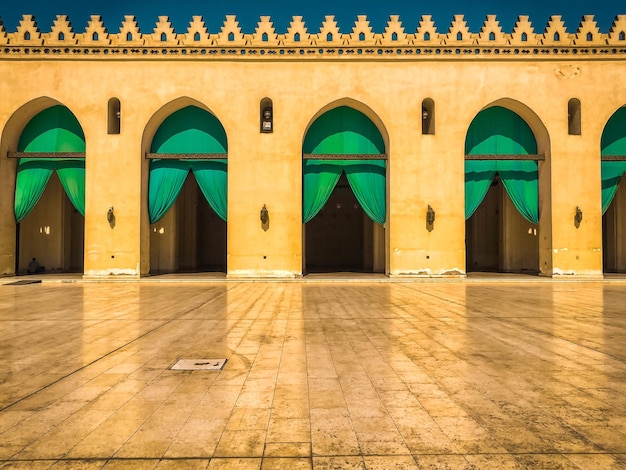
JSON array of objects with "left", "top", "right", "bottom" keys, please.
[{"left": 0, "top": 14, "right": 625, "bottom": 278}]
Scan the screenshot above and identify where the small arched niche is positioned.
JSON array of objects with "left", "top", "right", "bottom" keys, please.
[
  {"left": 260, "top": 97, "right": 273, "bottom": 133},
  {"left": 422, "top": 98, "right": 435, "bottom": 135},
  {"left": 107, "top": 98, "right": 121, "bottom": 135},
  {"left": 568, "top": 98, "right": 581, "bottom": 136}
]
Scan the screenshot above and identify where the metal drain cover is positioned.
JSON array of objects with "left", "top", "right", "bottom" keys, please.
[{"left": 171, "top": 359, "right": 227, "bottom": 370}]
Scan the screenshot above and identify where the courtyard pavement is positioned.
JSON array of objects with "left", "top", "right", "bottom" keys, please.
[{"left": 1, "top": 280, "right": 625, "bottom": 469}]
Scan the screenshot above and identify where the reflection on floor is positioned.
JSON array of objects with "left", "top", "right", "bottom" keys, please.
[{"left": 0, "top": 281, "right": 625, "bottom": 469}]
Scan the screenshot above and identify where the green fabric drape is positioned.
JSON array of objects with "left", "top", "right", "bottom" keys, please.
[
  {"left": 465, "top": 106, "right": 537, "bottom": 155},
  {"left": 343, "top": 160, "right": 386, "bottom": 225},
  {"left": 56, "top": 160, "right": 86, "bottom": 216},
  {"left": 15, "top": 159, "right": 86, "bottom": 222},
  {"left": 464, "top": 160, "right": 497, "bottom": 219},
  {"left": 191, "top": 160, "right": 228, "bottom": 221},
  {"left": 15, "top": 106, "right": 86, "bottom": 222},
  {"left": 151, "top": 106, "right": 228, "bottom": 154},
  {"left": 148, "top": 160, "right": 190, "bottom": 224},
  {"left": 601, "top": 107, "right": 626, "bottom": 156},
  {"left": 601, "top": 108, "right": 626, "bottom": 213},
  {"left": 465, "top": 106, "right": 539, "bottom": 223},
  {"left": 497, "top": 160, "right": 539, "bottom": 224},
  {"left": 149, "top": 106, "right": 228, "bottom": 223},
  {"left": 14, "top": 159, "right": 55, "bottom": 223},
  {"left": 601, "top": 161, "right": 626, "bottom": 214},
  {"left": 148, "top": 159, "right": 229, "bottom": 224},
  {"left": 302, "top": 160, "right": 386, "bottom": 225},
  {"left": 18, "top": 105, "right": 86, "bottom": 153},
  {"left": 302, "top": 160, "right": 343, "bottom": 223},
  {"left": 303, "top": 106, "right": 385, "bottom": 155},
  {"left": 302, "top": 107, "right": 387, "bottom": 224}
]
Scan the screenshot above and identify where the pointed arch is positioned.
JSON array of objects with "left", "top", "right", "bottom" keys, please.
[
  {"left": 600, "top": 106, "right": 626, "bottom": 213},
  {"left": 147, "top": 104, "right": 228, "bottom": 223}
]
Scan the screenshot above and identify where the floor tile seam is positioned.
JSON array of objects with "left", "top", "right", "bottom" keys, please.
[
  {"left": 303, "top": 298, "right": 349, "bottom": 443},
  {"left": 353, "top": 319, "right": 505, "bottom": 450},
  {"left": 400, "top": 281, "right": 626, "bottom": 366},
  {"left": 0, "top": 388, "right": 125, "bottom": 458},
  {"left": 215, "top": 287, "right": 286, "bottom": 449},
  {"left": 0, "top": 285, "right": 238, "bottom": 413},
  {"left": 323, "top": 322, "right": 409, "bottom": 454},
  {"left": 153, "top": 373, "right": 220, "bottom": 460},
  {"left": 480, "top": 314, "right": 626, "bottom": 366},
  {"left": 0, "top": 451, "right": 621, "bottom": 465},
  {"left": 11, "top": 289, "right": 243, "bottom": 458}
]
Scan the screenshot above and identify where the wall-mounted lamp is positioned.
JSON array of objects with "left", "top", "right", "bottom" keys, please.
[
  {"left": 107, "top": 206, "right": 115, "bottom": 228},
  {"left": 422, "top": 107, "right": 429, "bottom": 121},
  {"left": 260, "top": 204, "right": 269, "bottom": 224},
  {"left": 261, "top": 107, "right": 273, "bottom": 133},
  {"left": 426, "top": 205, "right": 435, "bottom": 225},
  {"left": 574, "top": 206, "right": 583, "bottom": 227}
]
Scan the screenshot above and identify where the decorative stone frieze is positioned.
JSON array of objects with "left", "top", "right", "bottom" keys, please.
[
  {"left": 1, "top": 13, "right": 625, "bottom": 59},
  {"left": 510, "top": 16, "right": 537, "bottom": 46},
  {"left": 318, "top": 16, "right": 342, "bottom": 46},
  {"left": 381, "top": 15, "right": 406, "bottom": 46},
  {"left": 253, "top": 16, "right": 279, "bottom": 46},
  {"left": 78, "top": 15, "right": 110, "bottom": 46},
  {"left": 574, "top": 15, "right": 603, "bottom": 44},
  {"left": 608, "top": 15, "right": 626, "bottom": 45},
  {"left": 283, "top": 16, "right": 309, "bottom": 47},
  {"left": 478, "top": 15, "right": 507, "bottom": 46},
  {"left": 0, "top": 19, "right": 8, "bottom": 46},
  {"left": 111, "top": 16, "right": 143, "bottom": 46},
  {"left": 444, "top": 15, "right": 472, "bottom": 45},
  {"left": 216, "top": 15, "right": 245, "bottom": 46},
  {"left": 542, "top": 16, "right": 571, "bottom": 45},
  {"left": 145, "top": 16, "right": 178, "bottom": 46},
  {"left": 415, "top": 15, "right": 438, "bottom": 44},
  {"left": 179, "top": 16, "right": 211, "bottom": 46},
  {"left": 43, "top": 15, "right": 76, "bottom": 46},
  {"left": 8, "top": 15, "right": 42, "bottom": 45}
]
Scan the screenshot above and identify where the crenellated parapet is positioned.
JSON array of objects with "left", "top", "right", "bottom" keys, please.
[{"left": 0, "top": 13, "right": 625, "bottom": 59}]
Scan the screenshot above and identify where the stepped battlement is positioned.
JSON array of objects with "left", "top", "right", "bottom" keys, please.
[{"left": 0, "top": 13, "right": 625, "bottom": 58}]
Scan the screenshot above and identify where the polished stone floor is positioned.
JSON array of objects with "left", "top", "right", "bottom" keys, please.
[{"left": 1, "top": 281, "right": 625, "bottom": 469}]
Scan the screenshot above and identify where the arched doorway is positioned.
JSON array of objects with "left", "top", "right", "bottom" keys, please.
[
  {"left": 601, "top": 106, "right": 626, "bottom": 273},
  {"left": 13, "top": 105, "right": 85, "bottom": 274},
  {"left": 465, "top": 106, "right": 540, "bottom": 274},
  {"left": 302, "top": 106, "right": 386, "bottom": 273},
  {"left": 147, "top": 105, "right": 227, "bottom": 274}
]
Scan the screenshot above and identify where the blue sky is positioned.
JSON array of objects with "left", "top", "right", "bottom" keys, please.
[{"left": 0, "top": 0, "right": 621, "bottom": 34}]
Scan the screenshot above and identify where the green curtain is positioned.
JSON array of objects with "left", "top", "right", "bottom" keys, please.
[
  {"left": 303, "top": 106, "right": 385, "bottom": 155},
  {"left": 15, "top": 106, "right": 86, "bottom": 222},
  {"left": 465, "top": 106, "right": 537, "bottom": 155},
  {"left": 56, "top": 160, "right": 86, "bottom": 216},
  {"left": 14, "top": 159, "right": 56, "bottom": 223},
  {"left": 149, "top": 106, "right": 229, "bottom": 223},
  {"left": 601, "top": 161, "right": 626, "bottom": 214},
  {"left": 151, "top": 106, "right": 227, "bottom": 154},
  {"left": 302, "top": 160, "right": 343, "bottom": 223},
  {"left": 18, "top": 105, "right": 86, "bottom": 153},
  {"left": 302, "top": 106, "right": 386, "bottom": 224},
  {"left": 497, "top": 160, "right": 539, "bottom": 224},
  {"left": 601, "top": 108, "right": 626, "bottom": 213},
  {"left": 464, "top": 160, "right": 497, "bottom": 219},
  {"left": 148, "top": 160, "right": 190, "bottom": 224},
  {"left": 191, "top": 160, "right": 228, "bottom": 221},
  {"left": 148, "top": 159, "right": 228, "bottom": 223},
  {"left": 343, "top": 160, "right": 386, "bottom": 225},
  {"left": 465, "top": 106, "right": 539, "bottom": 222}
]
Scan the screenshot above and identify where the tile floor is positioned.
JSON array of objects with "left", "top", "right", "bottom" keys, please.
[{"left": 0, "top": 281, "right": 625, "bottom": 469}]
